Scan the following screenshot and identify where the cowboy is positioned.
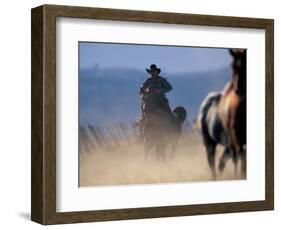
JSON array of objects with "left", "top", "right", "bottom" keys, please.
[{"left": 138, "top": 64, "right": 173, "bottom": 128}]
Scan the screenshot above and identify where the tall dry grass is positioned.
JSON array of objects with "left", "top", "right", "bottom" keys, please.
[{"left": 79, "top": 131, "right": 245, "bottom": 187}]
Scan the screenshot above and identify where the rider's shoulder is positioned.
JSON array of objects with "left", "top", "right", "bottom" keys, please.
[{"left": 144, "top": 76, "right": 167, "bottom": 83}]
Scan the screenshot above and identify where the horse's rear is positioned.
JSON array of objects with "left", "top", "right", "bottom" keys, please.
[{"left": 198, "top": 92, "right": 226, "bottom": 179}]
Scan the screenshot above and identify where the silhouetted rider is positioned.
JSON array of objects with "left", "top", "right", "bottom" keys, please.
[{"left": 138, "top": 64, "right": 173, "bottom": 128}]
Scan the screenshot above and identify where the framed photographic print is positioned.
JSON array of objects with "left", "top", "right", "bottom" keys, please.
[{"left": 31, "top": 4, "right": 274, "bottom": 225}]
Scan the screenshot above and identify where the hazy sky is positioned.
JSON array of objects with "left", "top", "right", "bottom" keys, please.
[
  {"left": 79, "top": 42, "right": 232, "bottom": 127},
  {"left": 79, "top": 42, "right": 231, "bottom": 73}
]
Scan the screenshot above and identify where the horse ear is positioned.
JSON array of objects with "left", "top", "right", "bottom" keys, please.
[
  {"left": 229, "top": 49, "right": 236, "bottom": 57},
  {"left": 230, "top": 48, "right": 246, "bottom": 57}
]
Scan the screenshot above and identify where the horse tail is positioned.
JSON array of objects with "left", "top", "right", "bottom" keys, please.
[{"left": 173, "top": 106, "right": 187, "bottom": 124}]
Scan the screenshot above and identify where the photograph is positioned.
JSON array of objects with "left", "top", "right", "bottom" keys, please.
[{"left": 78, "top": 42, "right": 247, "bottom": 187}]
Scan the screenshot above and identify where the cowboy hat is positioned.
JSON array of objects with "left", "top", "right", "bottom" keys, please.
[{"left": 146, "top": 64, "right": 161, "bottom": 74}]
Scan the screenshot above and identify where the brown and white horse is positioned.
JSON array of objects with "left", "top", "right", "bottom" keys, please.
[{"left": 198, "top": 49, "right": 246, "bottom": 179}]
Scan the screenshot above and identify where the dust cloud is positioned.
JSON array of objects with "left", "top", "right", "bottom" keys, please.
[{"left": 79, "top": 131, "right": 245, "bottom": 187}]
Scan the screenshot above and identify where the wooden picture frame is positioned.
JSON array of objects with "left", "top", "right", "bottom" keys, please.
[{"left": 31, "top": 4, "right": 274, "bottom": 225}]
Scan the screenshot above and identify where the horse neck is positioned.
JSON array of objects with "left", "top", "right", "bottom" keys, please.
[
  {"left": 223, "top": 80, "right": 235, "bottom": 95},
  {"left": 232, "top": 74, "right": 239, "bottom": 92},
  {"left": 232, "top": 73, "right": 246, "bottom": 98},
  {"left": 223, "top": 74, "right": 240, "bottom": 94},
  {"left": 145, "top": 94, "right": 162, "bottom": 107}
]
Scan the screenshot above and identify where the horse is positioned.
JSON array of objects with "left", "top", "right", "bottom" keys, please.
[
  {"left": 141, "top": 92, "right": 186, "bottom": 160},
  {"left": 198, "top": 49, "right": 246, "bottom": 179}
]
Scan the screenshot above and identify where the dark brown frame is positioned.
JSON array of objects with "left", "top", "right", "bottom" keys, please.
[{"left": 31, "top": 4, "right": 274, "bottom": 225}]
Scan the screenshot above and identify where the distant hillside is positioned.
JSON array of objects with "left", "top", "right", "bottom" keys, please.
[{"left": 79, "top": 66, "right": 231, "bottom": 126}]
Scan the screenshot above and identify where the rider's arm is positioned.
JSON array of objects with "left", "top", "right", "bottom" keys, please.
[{"left": 161, "top": 78, "right": 173, "bottom": 93}]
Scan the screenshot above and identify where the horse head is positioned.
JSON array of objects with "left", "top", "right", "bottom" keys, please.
[
  {"left": 142, "top": 92, "right": 164, "bottom": 112},
  {"left": 229, "top": 49, "right": 246, "bottom": 96}
]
